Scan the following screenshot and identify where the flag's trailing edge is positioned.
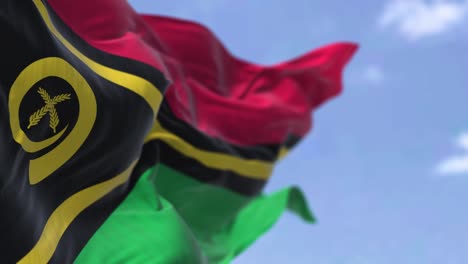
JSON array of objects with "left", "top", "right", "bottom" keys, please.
[
  {"left": 0, "top": 0, "right": 358, "bottom": 263},
  {"left": 142, "top": 16, "right": 357, "bottom": 147}
]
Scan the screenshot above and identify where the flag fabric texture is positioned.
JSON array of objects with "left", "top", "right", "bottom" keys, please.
[{"left": 0, "top": 0, "right": 358, "bottom": 263}]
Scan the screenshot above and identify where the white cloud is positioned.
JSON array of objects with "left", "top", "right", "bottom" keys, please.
[
  {"left": 437, "top": 155, "right": 468, "bottom": 174},
  {"left": 436, "top": 132, "right": 468, "bottom": 175},
  {"left": 362, "top": 65, "right": 385, "bottom": 85},
  {"left": 378, "top": 0, "right": 468, "bottom": 41},
  {"left": 457, "top": 132, "right": 468, "bottom": 150}
]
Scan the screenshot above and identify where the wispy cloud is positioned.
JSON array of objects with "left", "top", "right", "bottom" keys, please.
[
  {"left": 436, "top": 133, "right": 468, "bottom": 175},
  {"left": 362, "top": 65, "right": 385, "bottom": 85},
  {"left": 378, "top": 0, "right": 468, "bottom": 41}
]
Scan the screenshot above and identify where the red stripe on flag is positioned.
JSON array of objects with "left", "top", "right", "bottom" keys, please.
[{"left": 48, "top": 0, "right": 358, "bottom": 145}]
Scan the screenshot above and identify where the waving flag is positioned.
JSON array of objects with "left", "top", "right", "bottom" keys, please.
[{"left": 0, "top": 0, "right": 357, "bottom": 263}]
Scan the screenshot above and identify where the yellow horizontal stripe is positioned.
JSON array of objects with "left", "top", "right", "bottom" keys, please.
[
  {"left": 277, "top": 146, "right": 290, "bottom": 160},
  {"left": 33, "top": 0, "right": 163, "bottom": 115},
  {"left": 145, "top": 121, "right": 274, "bottom": 180},
  {"left": 18, "top": 160, "right": 137, "bottom": 264}
]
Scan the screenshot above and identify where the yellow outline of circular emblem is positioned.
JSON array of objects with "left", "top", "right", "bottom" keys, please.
[{"left": 9, "top": 57, "right": 97, "bottom": 184}]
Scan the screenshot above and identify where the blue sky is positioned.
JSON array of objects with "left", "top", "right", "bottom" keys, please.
[{"left": 130, "top": 1, "right": 468, "bottom": 263}]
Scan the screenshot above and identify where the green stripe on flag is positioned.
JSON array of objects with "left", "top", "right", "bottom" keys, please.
[
  {"left": 76, "top": 164, "right": 314, "bottom": 263},
  {"left": 74, "top": 167, "right": 207, "bottom": 264}
]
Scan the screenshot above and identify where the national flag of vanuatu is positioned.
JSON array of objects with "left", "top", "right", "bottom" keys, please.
[{"left": 0, "top": 0, "right": 357, "bottom": 263}]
